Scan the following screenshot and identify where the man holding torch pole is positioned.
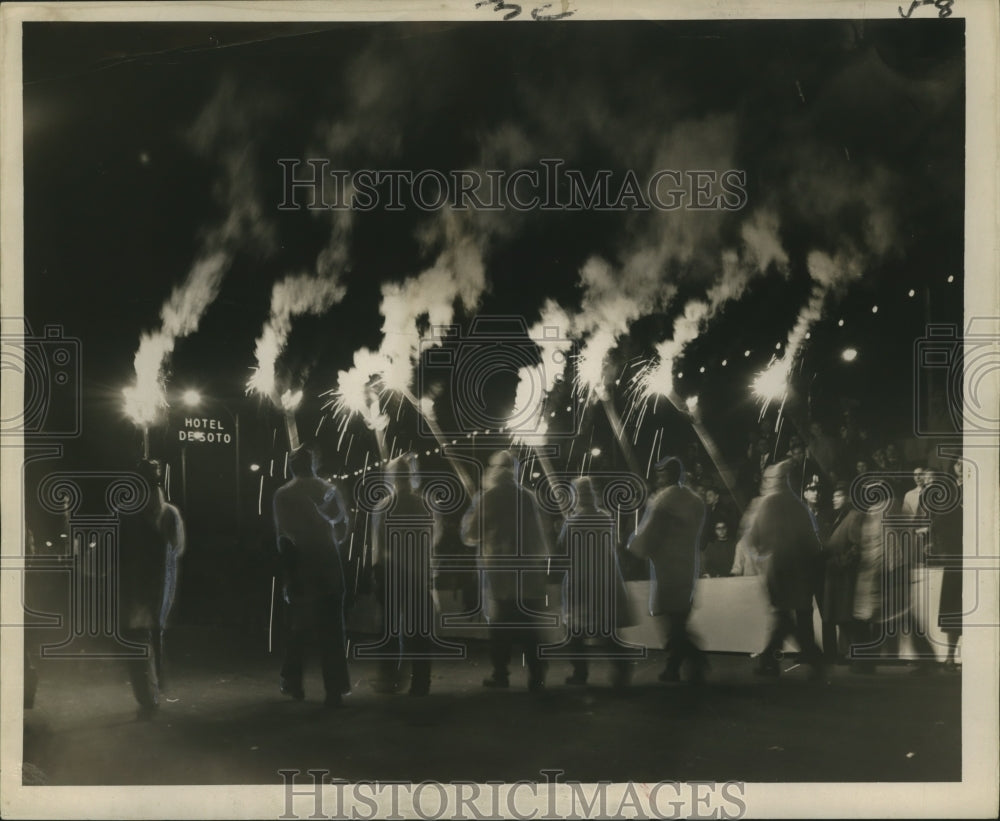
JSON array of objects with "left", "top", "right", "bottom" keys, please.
[
  {"left": 272, "top": 445, "right": 352, "bottom": 707},
  {"left": 628, "top": 456, "right": 708, "bottom": 684}
]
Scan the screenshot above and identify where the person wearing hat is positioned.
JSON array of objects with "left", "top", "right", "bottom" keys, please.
[
  {"left": 744, "top": 460, "right": 824, "bottom": 679},
  {"left": 272, "top": 445, "right": 351, "bottom": 706},
  {"left": 461, "top": 450, "right": 552, "bottom": 692},
  {"left": 628, "top": 456, "right": 708, "bottom": 684}
]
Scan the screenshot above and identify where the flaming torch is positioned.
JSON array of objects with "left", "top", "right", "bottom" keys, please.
[
  {"left": 122, "top": 364, "right": 168, "bottom": 459},
  {"left": 508, "top": 365, "right": 571, "bottom": 515},
  {"left": 280, "top": 388, "right": 303, "bottom": 450},
  {"left": 751, "top": 355, "right": 792, "bottom": 413},
  {"left": 326, "top": 351, "right": 392, "bottom": 462},
  {"left": 637, "top": 352, "right": 744, "bottom": 511},
  {"left": 574, "top": 332, "right": 641, "bottom": 476}
]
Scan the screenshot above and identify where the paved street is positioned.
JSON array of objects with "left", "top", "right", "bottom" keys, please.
[{"left": 21, "top": 626, "right": 961, "bottom": 786}]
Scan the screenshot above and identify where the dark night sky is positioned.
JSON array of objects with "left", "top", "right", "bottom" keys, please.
[{"left": 22, "top": 19, "right": 965, "bottom": 510}]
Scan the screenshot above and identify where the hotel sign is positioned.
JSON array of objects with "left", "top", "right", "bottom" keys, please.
[{"left": 177, "top": 416, "right": 233, "bottom": 445}]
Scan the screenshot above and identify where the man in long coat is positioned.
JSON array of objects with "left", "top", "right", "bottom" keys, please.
[
  {"left": 370, "top": 455, "right": 437, "bottom": 695},
  {"left": 273, "top": 446, "right": 351, "bottom": 706},
  {"left": 461, "top": 450, "right": 552, "bottom": 691},
  {"left": 628, "top": 456, "right": 707, "bottom": 683},
  {"left": 118, "top": 459, "right": 185, "bottom": 716},
  {"left": 745, "top": 460, "right": 824, "bottom": 678},
  {"left": 558, "top": 476, "right": 635, "bottom": 688}
]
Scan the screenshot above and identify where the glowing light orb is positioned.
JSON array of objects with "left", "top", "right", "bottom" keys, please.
[{"left": 751, "top": 358, "right": 791, "bottom": 403}]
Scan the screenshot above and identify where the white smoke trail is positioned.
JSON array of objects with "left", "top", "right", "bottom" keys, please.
[
  {"left": 249, "top": 271, "right": 349, "bottom": 400},
  {"left": 125, "top": 76, "right": 279, "bottom": 425},
  {"left": 123, "top": 252, "right": 228, "bottom": 424},
  {"left": 751, "top": 247, "right": 866, "bottom": 404},
  {"left": 640, "top": 209, "right": 790, "bottom": 400}
]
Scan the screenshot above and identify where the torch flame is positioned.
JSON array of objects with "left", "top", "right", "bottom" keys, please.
[
  {"left": 751, "top": 356, "right": 791, "bottom": 403},
  {"left": 574, "top": 328, "right": 617, "bottom": 403},
  {"left": 280, "top": 388, "right": 303, "bottom": 412},
  {"left": 122, "top": 383, "right": 167, "bottom": 427}
]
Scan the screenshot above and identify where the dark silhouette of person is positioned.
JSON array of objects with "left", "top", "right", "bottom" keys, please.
[
  {"left": 272, "top": 446, "right": 351, "bottom": 707},
  {"left": 117, "top": 459, "right": 185, "bottom": 716}
]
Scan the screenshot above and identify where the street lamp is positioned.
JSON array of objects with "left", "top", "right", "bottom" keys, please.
[
  {"left": 841, "top": 347, "right": 858, "bottom": 363},
  {"left": 177, "top": 388, "right": 242, "bottom": 535}
]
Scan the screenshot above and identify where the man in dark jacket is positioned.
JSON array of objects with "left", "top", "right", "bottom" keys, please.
[
  {"left": 273, "top": 446, "right": 351, "bottom": 707},
  {"left": 745, "top": 460, "right": 824, "bottom": 679},
  {"left": 628, "top": 456, "right": 707, "bottom": 684},
  {"left": 701, "top": 520, "right": 736, "bottom": 578},
  {"left": 821, "top": 482, "right": 862, "bottom": 664}
]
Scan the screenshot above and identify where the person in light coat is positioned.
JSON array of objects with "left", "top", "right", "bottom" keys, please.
[
  {"left": 461, "top": 451, "right": 552, "bottom": 691},
  {"left": 744, "top": 460, "right": 824, "bottom": 678},
  {"left": 558, "top": 476, "right": 636, "bottom": 688},
  {"left": 370, "top": 455, "right": 437, "bottom": 696},
  {"left": 628, "top": 456, "right": 707, "bottom": 683}
]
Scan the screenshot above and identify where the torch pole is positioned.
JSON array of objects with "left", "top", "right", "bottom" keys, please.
[
  {"left": 533, "top": 448, "right": 571, "bottom": 518},
  {"left": 659, "top": 389, "right": 744, "bottom": 511},
  {"left": 142, "top": 426, "right": 150, "bottom": 460},
  {"left": 400, "top": 389, "right": 476, "bottom": 499},
  {"left": 373, "top": 427, "right": 388, "bottom": 462},
  {"left": 268, "top": 575, "right": 276, "bottom": 654},
  {"left": 284, "top": 412, "right": 300, "bottom": 451},
  {"left": 600, "top": 395, "right": 642, "bottom": 476}
]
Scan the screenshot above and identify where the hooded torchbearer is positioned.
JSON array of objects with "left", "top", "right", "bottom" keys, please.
[
  {"left": 744, "top": 460, "right": 824, "bottom": 679},
  {"left": 370, "top": 454, "right": 437, "bottom": 696},
  {"left": 461, "top": 450, "right": 553, "bottom": 691},
  {"left": 628, "top": 456, "right": 708, "bottom": 684},
  {"left": 558, "top": 476, "right": 636, "bottom": 688}
]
